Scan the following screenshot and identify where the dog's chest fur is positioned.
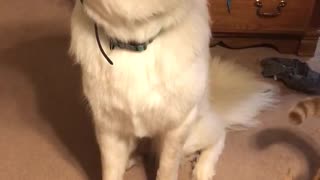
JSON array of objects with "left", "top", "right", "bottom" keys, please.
[{"left": 70, "top": 1, "right": 211, "bottom": 137}]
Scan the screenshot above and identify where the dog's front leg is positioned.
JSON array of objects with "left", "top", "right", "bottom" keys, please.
[
  {"left": 96, "top": 131, "right": 134, "bottom": 180},
  {"left": 156, "top": 107, "right": 198, "bottom": 180}
]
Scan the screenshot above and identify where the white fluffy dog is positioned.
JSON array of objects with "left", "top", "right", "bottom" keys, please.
[{"left": 69, "top": 0, "right": 275, "bottom": 179}]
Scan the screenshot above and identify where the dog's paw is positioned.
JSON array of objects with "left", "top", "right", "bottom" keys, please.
[{"left": 192, "top": 161, "right": 215, "bottom": 180}]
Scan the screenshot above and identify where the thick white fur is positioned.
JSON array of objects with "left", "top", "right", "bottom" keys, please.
[{"left": 69, "top": 0, "right": 276, "bottom": 180}]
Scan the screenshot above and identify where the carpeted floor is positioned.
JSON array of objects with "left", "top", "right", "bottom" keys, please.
[{"left": 0, "top": 1, "right": 319, "bottom": 180}]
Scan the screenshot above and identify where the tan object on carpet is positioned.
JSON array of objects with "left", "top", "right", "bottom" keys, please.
[{"left": 0, "top": 0, "right": 319, "bottom": 180}]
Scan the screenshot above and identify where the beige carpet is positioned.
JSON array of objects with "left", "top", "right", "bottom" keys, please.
[{"left": 0, "top": 0, "right": 319, "bottom": 180}]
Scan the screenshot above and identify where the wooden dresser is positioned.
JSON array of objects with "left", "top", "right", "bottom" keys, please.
[{"left": 209, "top": 0, "right": 320, "bottom": 56}]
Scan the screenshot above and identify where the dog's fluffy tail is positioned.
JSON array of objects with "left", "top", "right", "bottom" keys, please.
[{"left": 209, "top": 57, "right": 277, "bottom": 130}]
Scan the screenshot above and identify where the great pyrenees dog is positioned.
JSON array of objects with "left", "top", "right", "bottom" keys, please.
[{"left": 69, "top": 0, "right": 275, "bottom": 179}]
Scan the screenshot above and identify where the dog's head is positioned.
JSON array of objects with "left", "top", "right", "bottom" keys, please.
[{"left": 82, "top": 0, "right": 189, "bottom": 22}]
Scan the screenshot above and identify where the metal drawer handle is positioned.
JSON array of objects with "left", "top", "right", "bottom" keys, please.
[{"left": 255, "top": 0, "right": 287, "bottom": 17}]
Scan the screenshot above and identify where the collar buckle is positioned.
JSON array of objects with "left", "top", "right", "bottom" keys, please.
[{"left": 109, "top": 39, "right": 150, "bottom": 52}]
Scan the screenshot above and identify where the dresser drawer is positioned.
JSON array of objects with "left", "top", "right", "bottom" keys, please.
[{"left": 209, "top": 0, "right": 316, "bottom": 34}]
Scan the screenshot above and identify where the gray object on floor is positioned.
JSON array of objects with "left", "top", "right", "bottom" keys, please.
[{"left": 261, "top": 57, "right": 320, "bottom": 94}]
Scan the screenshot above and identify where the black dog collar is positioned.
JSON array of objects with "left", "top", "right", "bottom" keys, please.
[{"left": 80, "top": 0, "right": 158, "bottom": 65}]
